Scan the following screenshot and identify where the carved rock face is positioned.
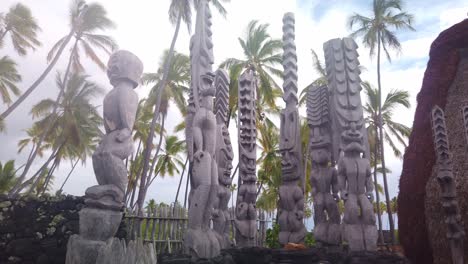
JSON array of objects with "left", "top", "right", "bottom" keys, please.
[
  {"left": 311, "top": 148, "right": 330, "bottom": 165},
  {"left": 107, "top": 50, "right": 143, "bottom": 88},
  {"left": 239, "top": 153, "right": 256, "bottom": 182}
]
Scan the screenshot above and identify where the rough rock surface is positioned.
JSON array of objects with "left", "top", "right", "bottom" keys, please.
[
  {"left": 0, "top": 195, "right": 126, "bottom": 264},
  {"left": 158, "top": 247, "right": 409, "bottom": 264},
  {"left": 398, "top": 18, "right": 468, "bottom": 264}
]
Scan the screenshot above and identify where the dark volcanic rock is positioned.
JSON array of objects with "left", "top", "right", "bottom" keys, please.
[{"left": 158, "top": 247, "right": 410, "bottom": 264}]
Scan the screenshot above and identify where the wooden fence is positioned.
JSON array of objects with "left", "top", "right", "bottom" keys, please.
[{"left": 123, "top": 205, "right": 271, "bottom": 254}]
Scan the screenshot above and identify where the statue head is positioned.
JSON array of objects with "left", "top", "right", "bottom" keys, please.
[
  {"left": 216, "top": 126, "right": 234, "bottom": 186},
  {"left": 239, "top": 152, "right": 256, "bottom": 182},
  {"left": 311, "top": 147, "right": 331, "bottom": 165},
  {"left": 107, "top": 50, "right": 143, "bottom": 88},
  {"left": 200, "top": 72, "right": 216, "bottom": 97},
  {"left": 280, "top": 149, "right": 300, "bottom": 181},
  {"left": 342, "top": 121, "right": 365, "bottom": 154}
]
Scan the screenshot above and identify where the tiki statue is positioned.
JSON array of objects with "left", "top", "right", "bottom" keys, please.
[
  {"left": 324, "top": 37, "right": 377, "bottom": 251},
  {"left": 184, "top": 0, "right": 221, "bottom": 259},
  {"left": 212, "top": 69, "right": 234, "bottom": 249},
  {"left": 278, "top": 13, "right": 307, "bottom": 245},
  {"left": 307, "top": 84, "right": 341, "bottom": 245},
  {"left": 235, "top": 68, "right": 258, "bottom": 247}
]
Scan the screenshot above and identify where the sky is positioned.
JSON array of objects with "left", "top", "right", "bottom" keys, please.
[{"left": 0, "top": 0, "right": 467, "bottom": 229}]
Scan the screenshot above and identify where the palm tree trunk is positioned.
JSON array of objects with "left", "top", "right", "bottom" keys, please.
[
  {"left": 40, "top": 156, "right": 60, "bottom": 195},
  {"left": 374, "top": 125, "right": 384, "bottom": 244},
  {"left": 174, "top": 156, "right": 189, "bottom": 207},
  {"left": 10, "top": 39, "right": 78, "bottom": 197},
  {"left": 377, "top": 31, "right": 395, "bottom": 244},
  {"left": 183, "top": 163, "right": 191, "bottom": 209},
  {"left": 0, "top": 29, "right": 75, "bottom": 120},
  {"left": 136, "top": 12, "right": 182, "bottom": 215},
  {"left": 0, "top": 29, "right": 10, "bottom": 43},
  {"left": 58, "top": 158, "right": 80, "bottom": 193},
  {"left": 12, "top": 148, "right": 58, "bottom": 195}
]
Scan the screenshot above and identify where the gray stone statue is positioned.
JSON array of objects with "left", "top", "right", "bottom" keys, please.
[
  {"left": 212, "top": 69, "right": 234, "bottom": 249},
  {"left": 431, "top": 106, "right": 465, "bottom": 264},
  {"left": 235, "top": 68, "right": 258, "bottom": 247},
  {"left": 307, "top": 84, "right": 341, "bottom": 246},
  {"left": 66, "top": 50, "right": 148, "bottom": 264},
  {"left": 184, "top": 0, "right": 221, "bottom": 258},
  {"left": 324, "top": 38, "right": 377, "bottom": 251},
  {"left": 278, "top": 13, "right": 307, "bottom": 245}
]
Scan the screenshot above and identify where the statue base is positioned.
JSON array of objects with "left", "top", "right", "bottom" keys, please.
[
  {"left": 184, "top": 228, "right": 221, "bottom": 259},
  {"left": 314, "top": 222, "right": 341, "bottom": 245},
  {"left": 342, "top": 224, "right": 377, "bottom": 251}
]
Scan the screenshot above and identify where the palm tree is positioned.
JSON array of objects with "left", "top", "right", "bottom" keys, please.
[
  {"left": 298, "top": 49, "right": 327, "bottom": 107},
  {"left": 0, "top": 3, "right": 41, "bottom": 55},
  {"left": 17, "top": 73, "right": 103, "bottom": 195},
  {"left": 136, "top": 0, "right": 229, "bottom": 214},
  {"left": 142, "top": 135, "right": 185, "bottom": 202},
  {"left": 0, "top": 0, "right": 116, "bottom": 123},
  {"left": 256, "top": 118, "right": 282, "bottom": 212},
  {"left": 0, "top": 56, "right": 21, "bottom": 107},
  {"left": 220, "top": 20, "right": 283, "bottom": 122},
  {"left": 348, "top": 0, "right": 414, "bottom": 244},
  {"left": 362, "top": 80, "right": 411, "bottom": 243},
  {"left": 10, "top": 1, "right": 116, "bottom": 196},
  {"left": 0, "top": 160, "right": 18, "bottom": 194}
]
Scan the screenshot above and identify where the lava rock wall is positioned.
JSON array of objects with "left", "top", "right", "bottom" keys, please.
[
  {"left": 0, "top": 195, "right": 126, "bottom": 264},
  {"left": 398, "top": 18, "right": 468, "bottom": 263}
]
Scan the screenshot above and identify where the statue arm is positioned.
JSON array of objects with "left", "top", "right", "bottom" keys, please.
[
  {"left": 117, "top": 87, "right": 137, "bottom": 142},
  {"left": 331, "top": 168, "right": 339, "bottom": 199},
  {"left": 365, "top": 162, "right": 374, "bottom": 201},
  {"left": 337, "top": 159, "right": 348, "bottom": 200}
]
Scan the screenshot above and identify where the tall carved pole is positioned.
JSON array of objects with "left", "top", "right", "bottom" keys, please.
[
  {"left": 324, "top": 38, "right": 377, "bottom": 251},
  {"left": 431, "top": 106, "right": 465, "bottom": 264},
  {"left": 278, "top": 13, "right": 307, "bottom": 245},
  {"left": 212, "top": 69, "right": 234, "bottom": 249},
  {"left": 235, "top": 68, "right": 258, "bottom": 247},
  {"left": 184, "top": 0, "right": 221, "bottom": 258},
  {"left": 306, "top": 84, "right": 341, "bottom": 246}
]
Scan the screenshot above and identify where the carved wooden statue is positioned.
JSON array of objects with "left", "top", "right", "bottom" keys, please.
[
  {"left": 431, "top": 106, "right": 465, "bottom": 264},
  {"left": 184, "top": 0, "right": 221, "bottom": 258},
  {"left": 235, "top": 68, "right": 258, "bottom": 247},
  {"left": 66, "top": 50, "right": 144, "bottom": 264},
  {"left": 278, "top": 13, "right": 307, "bottom": 245},
  {"left": 212, "top": 69, "right": 234, "bottom": 249},
  {"left": 324, "top": 38, "right": 377, "bottom": 251},
  {"left": 307, "top": 84, "right": 341, "bottom": 245}
]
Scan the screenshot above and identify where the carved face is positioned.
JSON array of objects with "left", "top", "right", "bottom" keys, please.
[
  {"left": 311, "top": 147, "right": 330, "bottom": 165},
  {"left": 200, "top": 72, "right": 215, "bottom": 97},
  {"left": 280, "top": 150, "right": 300, "bottom": 181},
  {"left": 107, "top": 50, "right": 143, "bottom": 88},
  {"left": 239, "top": 152, "right": 256, "bottom": 182},
  {"left": 342, "top": 121, "right": 365, "bottom": 154},
  {"left": 217, "top": 127, "right": 234, "bottom": 186}
]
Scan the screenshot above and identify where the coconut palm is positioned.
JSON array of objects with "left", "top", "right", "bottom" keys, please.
[
  {"left": 10, "top": 0, "right": 116, "bottom": 196},
  {"left": 137, "top": 0, "right": 229, "bottom": 214},
  {"left": 348, "top": 0, "right": 414, "bottom": 243},
  {"left": 362, "top": 80, "right": 411, "bottom": 243},
  {"left": 143, "top": 50, "right": 190, "bottom": 118},
  {"left": 0, "top": 56, "right": 21, "bottom": 107},
  {"left": 0, "top": 3, "right": 41, "bottom": 55},
  {"left": 298, "top": 49, "right": 327, "bottom": 107},
  {"left": 220, "top": 20, "right": 283, "bottom": 122},
  {"left": 1, "top": 0, "right": 116, "bottom": 123},
  {"left": 256, "top": 118, "right": 282, "bottom": 212},
  {"left": 145, "top": 135, "right": 185, "bottom": 195},
  {"left": 16, "top": 73, "right": 103, "bottom": 195},
  {"left": 0, "top": 160, "right": 18, "bottom": 194}
]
